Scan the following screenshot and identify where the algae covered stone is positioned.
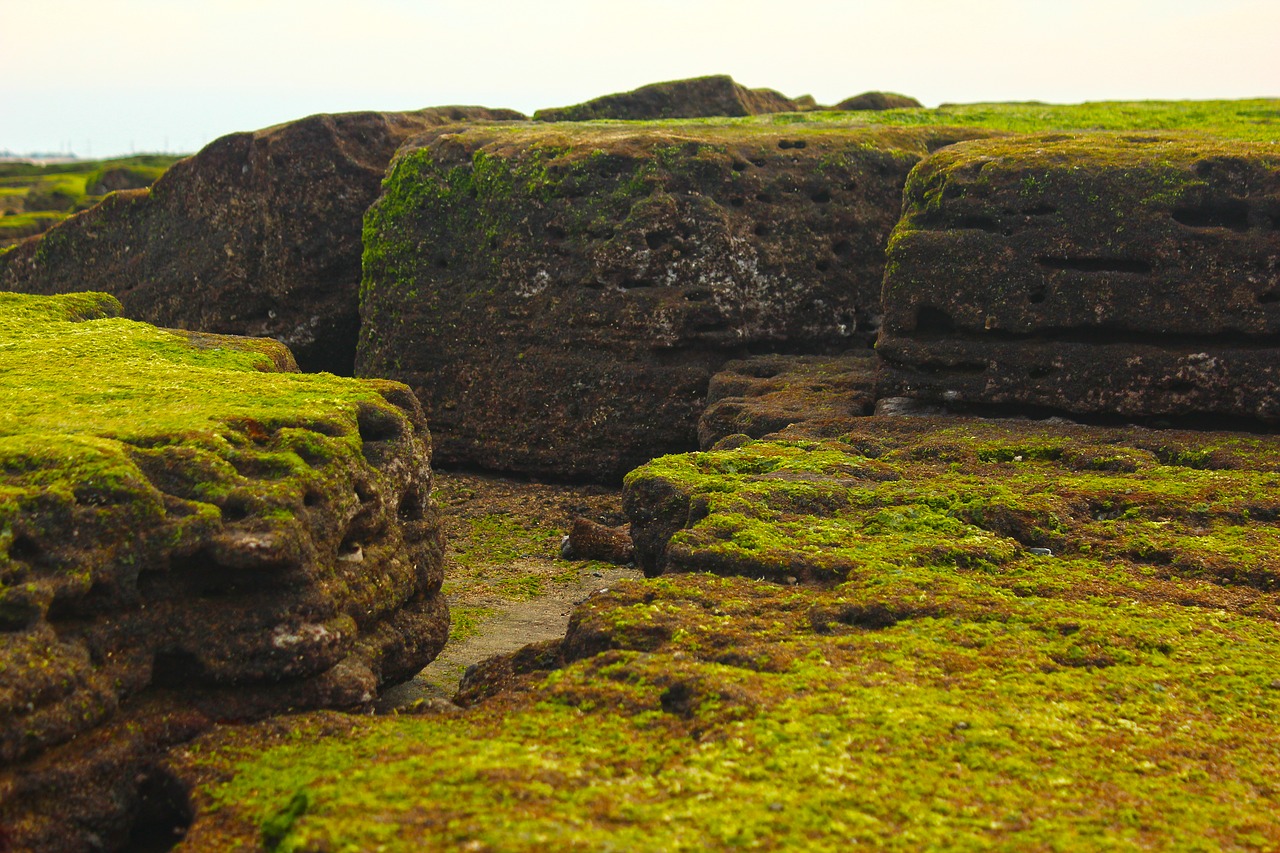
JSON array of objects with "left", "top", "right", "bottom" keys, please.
[
  {"left": 0, "top": 292, "right": 446, "bottom": 851},
  {"left": 357, "top": 121, "right": 993, "bottom": 481},
  {"left": 0, "top": 107, "right": 524, "bottom": 375},
  {"left": 174, "top": 417, "right": 1280, "bottom": 850},
  {"left": 877, "top": 133, "right": 1280, "bottom": 422}
]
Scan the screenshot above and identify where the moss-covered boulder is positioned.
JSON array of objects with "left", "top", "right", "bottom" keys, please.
[
  {"left": 533, "top": 75, "right": 799, "bottom": 122},
  {"left": 0, "top": 293, "right": 446, "bottom": 851},
  {"left": 697, "top": 352, "right": 878, "bottom": 449},
  {"left": 834, "top": 91, "right": 924, "bottom": 111},
  {"left": 877, "top": 134, "right": 1280, "bottom": 422},
  {"left": 357, "top": 122, "right": 995, "bottom": 481},
  {"left": 169, "top": 416, "right": 1280, "bottom": 850},
  {"left": 0, "top": 107, "right": 524, "bottom": 375}
]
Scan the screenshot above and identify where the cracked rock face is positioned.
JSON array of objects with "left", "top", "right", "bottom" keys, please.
[
  {"left": 0, "top": 293, "right": 446, "bottom": 851},
  {"left": 357, "top": 123, "right": 993, "bottom": 482},
  {"left": 0, "top": 106, "right": 524, "bottom": 375},
  {"left": 877, "top": 133, "right": 1280, "bottom": 423}
]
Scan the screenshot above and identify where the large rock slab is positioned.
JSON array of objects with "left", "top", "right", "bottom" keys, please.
[
  {"left": 0, "top": 293, "right": 446, "bottom": 851},
  {"left": 171, "top": 416, "right": 1280, "bottom": 850},
  {"left": 877, "top": 134, "right": 1280, "bottom": 422},
  {"left": 358, "top": 122, "right": 994, "bottom": 481},
  {"left": 533, "top": 75, "right": 798, "bottom": 122},
  {"left": 0, "top": 106, "right": 524, "bottom": 375}
]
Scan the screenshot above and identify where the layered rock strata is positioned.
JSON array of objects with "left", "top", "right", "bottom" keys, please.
[
  {"left": 877, "top": 134, "right": 1280, "bottom": 422},
  {"left": 0, "top": 106, "right": 524, "bottom": 375},
  {"left": 0, "top": 293, "right": 445, "bottom": 851},
  {"left": 358, "top": 123, "right": 993, "bottom": 481}
]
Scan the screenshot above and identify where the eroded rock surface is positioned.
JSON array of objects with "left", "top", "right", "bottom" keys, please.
[
  {"left": 358, "top": 122, "right": 994, "bottom": 481},
  {"left": 0, "top": 106, "right": 524, "bottom": 375},
  {"left": 533, "top": 75, "right": 799, "bottom": 122},
  {"left": 697, "top": 352, "right": 878, "bottom": 448},
  {"left": 171, "top": 416, "right": 1280, "bottom": 850},
  {"left": 877, "top": 134, "right": 1280, "bottom": 422},
  {"left": 0, "top": 293, "right": 446, "bottom": 851}
]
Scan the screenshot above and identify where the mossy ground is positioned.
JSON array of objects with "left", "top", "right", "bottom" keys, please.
[
  {"left": 182, "top": 418, "right": 1280, "bottom": 850},
  {"left": 537, "top": 98, "right": 1279, "bottom": 144}
]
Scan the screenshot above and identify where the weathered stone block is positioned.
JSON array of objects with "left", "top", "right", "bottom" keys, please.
[
  {"left": 0, "top": 293, "right": 446, "bottom": 850},
  {"left": 877, "top": 134, "right": 1280, "bottom": 421},
  {"left": 358, "top": 123, "right": 993, "bottom": 481}
]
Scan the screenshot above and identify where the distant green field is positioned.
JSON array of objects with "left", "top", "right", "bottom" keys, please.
[
  {"left": 0, "top": 154, "right": 183, "bottom": 247},
  {"left": 563, "top": 98, "right": 1280, "bottom": 144}
]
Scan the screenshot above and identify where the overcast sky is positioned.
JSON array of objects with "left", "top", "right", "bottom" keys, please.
[{"left": 2, "top": 0, "right": 1277, "bottom": 158}]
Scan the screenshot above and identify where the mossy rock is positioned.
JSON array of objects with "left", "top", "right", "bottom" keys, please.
[
  {"left": 357, "top": 122, "right": 996, "bottom": 481},
  {"left": 0, "top": 107, "right": 525, "bottom": 375},
  {"left": 533, "top": 75, "right": 799, "bottom": 122},
  {"left": 698, "top": 352, "right": 879, "bottom": 449},
  {"left": 834, "top": 91, "right": 924, "bottom": 111},
  {"left": 0, "top": 293, "right": 446, "bottom": 851},
  {"left": 173, "top": 416, "right": 1280, "bottom": 849},
  {"left": 877, "top": 133, "right": 1280, "bottom": 422}
]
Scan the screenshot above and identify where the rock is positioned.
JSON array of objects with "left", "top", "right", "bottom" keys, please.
[
  {"left": 697, "top": 352, "right": 878, "bottom": 449},
  {"left": 0, "top": 106, "right": 525, "bottom": 375},
  {"left": 561, "top": 517, "right": 634, "bottom": 565},
  {"left": 0, "top": 293, "right": 447, "bottom": 851},
  {"left": 877, "top": 134, "right": 1280, "bottom": 423},
  {"left": 357, "top": 122, "right": 995, "bottom": 481},
  {"left": 86, "top": 166, "right": 156, "bottom": 195},
  {"left": 171, "top": 416, "right": 1280, "bottom": 846},
  {"left": 834, "top": 91, "right": 924, "bottom": 111},
  {"left": 533, "top": 75, "right": 798, "bottom": 122}
]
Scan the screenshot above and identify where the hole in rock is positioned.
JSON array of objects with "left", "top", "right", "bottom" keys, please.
[
  {"left": 1168, "top": 380, "right": 1196, "bottom": 394},
  {"left": 219, "top": 497, "right": 251, "bottom": 523},
  {"left": 303, "top": 489, "right": 325, "bottom": 508},
  {"left": 755, "top": 193, "right": 773, "bottom": 204},
  {"left": 1028, "top": 287, "right": 1046, "bottom": 304},
  {"left": 354, "top": 480, "right": 376, "bottom": 504},
  {"left": 1037, "top": 256, "right": 1153, "bottom": 274},
  {"left": 1028, "top": 364, "right": 1056, "bottom": 379},
  {"left": 660, "top": 682, "right": 696, "bottom": 717},
  {"left": 398, "top": 490, "right": 424, "bottom": 522},
  {"left": 546, "top": 224, "right": 567, "bottom": 241},
  {"left": 357, "top": 404, "right": 405, "bottom": 444},
  {"left": 1173, "top": 199, "right": 1251, "bottom": 231},
  {"left": 151, "top": 649, "right": 204, "bottom": 688},
  {"left": 729, "top": 196, "right": 745, "bottom": 208},
  {"left": 0, "top": 600, "right": 37, "bottom": 632},
  {"left": 956, "top": 215, "right": 1000, "bottom": 232},
  {"left": 915, "top": 305, "right": 957, "bottom": 334},
  {"left": 732, "top": 160, "right": 749, "bottom": 172},
  {"left": 1259, "top": 291, "right": 1280, "bottom": 305},
  {"left": 832, "top": 240, "right": 852, "bottom": 257},
  {"left": 434, "top": 257, "right": 449, "bottom": 269},
  {"left": 8, "top": 534, "right": 40, "bottom": 563},
  {"left": 753, "top": 224, "right": 771, "bottom": 237},
  {"left": 844, "top": 181, "right": 858, "bottom": 192},
  {"left": 619, "top": 278, "right": 652, "bottom": 290},
  {"left": 644, "top": 231, "right": 671, "bottom": 250},
  {"left": 810, "top": 189, "right": 832, "bottom": 204},
  {"left": 815, "top": 259, "right": 831, "bottom": 272},
  {"left": 777, "top": 139, "right": 808, "bottom": 150},
  {"left": 125, "top": 766, "right": 194, "bottom": 853}
]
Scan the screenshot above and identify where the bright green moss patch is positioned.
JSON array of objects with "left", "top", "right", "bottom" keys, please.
[{"left": 186, "top": 418, "right": 1280, "bottom": 849}]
